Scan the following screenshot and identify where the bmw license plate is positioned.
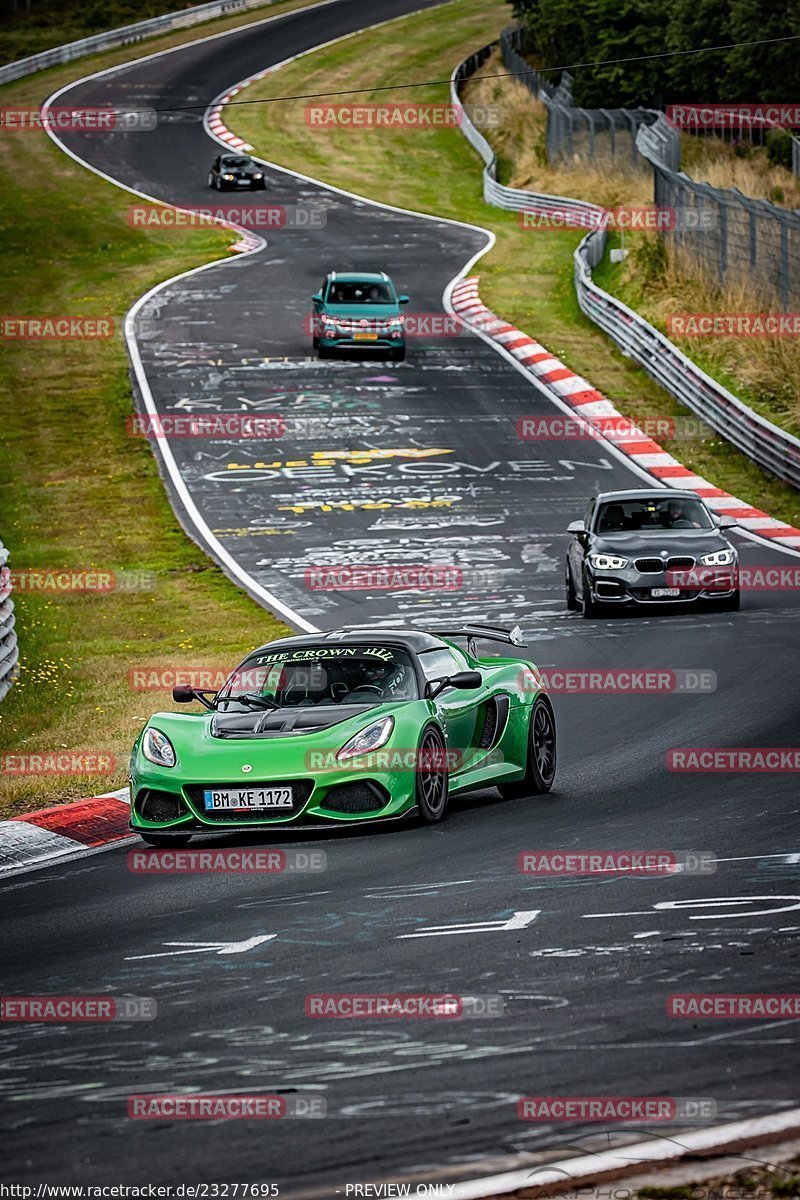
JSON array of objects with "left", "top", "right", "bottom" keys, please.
[
  {"left": 236, "top": 179, "right": 249, "bottom": 185},
  {"left": 651, "top": 587, "right": 681, "bottom": 598},
  {"left": 353, "top": 332, "right": 378, "bottom": 340},
  {"left": 203, "top": 786, "right": 292, "bottom": 811}
]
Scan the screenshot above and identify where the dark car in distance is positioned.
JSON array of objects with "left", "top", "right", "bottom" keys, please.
[
  {"left": 566, "top": 489, "right": 740, "bottom": 617},
  {"left": 208, "top": 154, "right": 266, "bottom": 191}
]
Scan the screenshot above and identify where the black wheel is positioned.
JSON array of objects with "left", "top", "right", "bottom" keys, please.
[
  {"left": 581, "top": 570, "right": 602, "bottom": 618},
  {"left": 566, "top": 562, "right": 579, "bottom": 611},
  {"left": 499, "top": 696, "right": 556, "bottom": 798},
  {"left": 415, "top": 725, "right": 449, "bottom": 823},
  {"left": 139, "top": 832, "right": 193, "bottom": 847},
  {"left": 312, "top": 335, "right": 319, "bottom": 349},
  {"left": 318, "top": 344, "right": 331, "bottom": 359},
  {"left": 391, "top": 346, "right": 405, "bottom": 362}
]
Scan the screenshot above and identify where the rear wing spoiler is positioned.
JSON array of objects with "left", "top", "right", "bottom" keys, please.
[{"left": 422, "top": 623, "right": 528, "bottom": 653}]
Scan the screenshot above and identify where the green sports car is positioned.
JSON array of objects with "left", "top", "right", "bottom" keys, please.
[{"left": 129, "top": 624, "right": 556, "bottom": 845}]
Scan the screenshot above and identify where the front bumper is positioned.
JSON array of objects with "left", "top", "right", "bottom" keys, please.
[
  {"left": 319, "top": 334, "right": 404, "bottom": 352},
  {"left": 589, "top": 567, "right": 739, "bottom": 605}
]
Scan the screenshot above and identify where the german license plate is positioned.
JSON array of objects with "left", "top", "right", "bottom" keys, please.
[
  {"left": 236, "top": 178, "right": 249, "bottom": 185},
  {"left": 651, "top": 587, "right": 681, "bottom": 598},
  {"left": 203, "top": 786, "right": 292, "bottom": 811},
  {"left": 353, "top": 332, "right": 378, "bottom": 341}
]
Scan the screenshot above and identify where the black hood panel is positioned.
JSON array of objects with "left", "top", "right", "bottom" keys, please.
[{"left": 211, "top": 703, "right": 375, "bottom": 739}]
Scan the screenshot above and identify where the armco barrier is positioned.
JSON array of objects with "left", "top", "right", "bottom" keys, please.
[
  {"left": 452, "top": 45, "right": 800, "bottom": 491},
  {"left": 0, "top": 539, "right": 18, "bottom": 703},
  {"left": 0, "top": 0, "right": 278, "bottom": 88}
]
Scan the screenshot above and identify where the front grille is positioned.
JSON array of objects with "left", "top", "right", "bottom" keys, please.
[
  {"left": 634, "top": 555, "right": 696, "bottom": 573},
  {"left": 137, "top": 789, "right": 185, "bottom": 822},
  {"left": 322, "top": 782, "right": 389, "bottom": 815},
  {"left": 184, "top": 779, "right": 313, "bottom": 822}
]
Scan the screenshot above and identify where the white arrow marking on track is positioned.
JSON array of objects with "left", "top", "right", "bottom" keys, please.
[
  {"left": 125, "top": 934, "right": 276, "bottom": 960},
  {"left": 397, "top": 910, "right": 541, "bottom": 939}
]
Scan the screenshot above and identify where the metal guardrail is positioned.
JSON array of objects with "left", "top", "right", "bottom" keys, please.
[
  {"left": 0, "top": 540, "right": 18, "bottom": 703},
  {"left": 452, "top": 43, "right": 800, "bottom": 491},
  {"left": 0, "top": 0, "right": 278, "bottom": 88}
]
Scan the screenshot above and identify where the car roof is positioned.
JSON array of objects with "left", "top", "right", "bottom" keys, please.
[
  {"left": 248, "top": 627, "right": 448, "bottom": 657},
  {"left": 326, "top": 271, "right": 390, "bottom": 283},
  {"left": 595, "top": 489, "right": 705, "bottom": 503}
]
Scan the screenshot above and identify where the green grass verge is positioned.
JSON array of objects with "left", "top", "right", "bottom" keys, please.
[
  {"left": 228, "top": 0, "right": 800, "bottom": 532},
  {"left": 0, "top": 0, "right": 334, "bottom": 816}
]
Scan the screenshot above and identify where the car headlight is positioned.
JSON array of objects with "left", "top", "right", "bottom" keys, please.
[
  {"left": 337, "top": 716, "right": 394, "bottom": 762},
  {"left": 222, "top": 174, "right": 234, "bottom": 180},
  {"left": 589, "top": 553, "right": 628, "bottom": 570},
  {"left": 141, "top": 727, "right": 177, "bottom": 768},
  {"left": 252, "top": 173, "right": 263, "bottom": 180},
  {"left": 701, "top": 549, "right": 736, "bottom": 565}
]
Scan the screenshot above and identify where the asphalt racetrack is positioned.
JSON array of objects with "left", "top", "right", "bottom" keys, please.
[{"left": 3, "top": 0, "right": 799, "bottom": 1192}]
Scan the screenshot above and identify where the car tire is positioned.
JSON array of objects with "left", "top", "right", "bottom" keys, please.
[
  {"left": 415, "top": 724, "right": 449, "bottom": 823},
  {"left": 499, "top": 696, "right": 556, "bottom": 799},
  {"left": 318, "top": 345, "right": 331, "bottom": 359},
  {"left": 581, "top": 570, "right": 602, "bottom": 618},
  {"left": 391, "top": 346, "right": 405, "bottom": 362},
  {"left": 566, "top": 563, "right": 580, "bottom": 611},
  {"left": 139, "top": 832, "right": 193, "bottom": 847},
  {"left": 312, "top": 336, "right": 319, "bottom": 349}
]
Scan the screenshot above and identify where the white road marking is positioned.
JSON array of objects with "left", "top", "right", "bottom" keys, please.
[
  {"left": 397, "top": 910, "right": 541, "bottom": 939},
  {"left": 584, "top": 896, "right": 800, "bottom": 920},
  {"left": 125, "top": 934, "right": 276, "bottom": 960}
]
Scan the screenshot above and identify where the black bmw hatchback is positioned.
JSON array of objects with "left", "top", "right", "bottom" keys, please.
[{"left": 566, "top": 489, "right": 740, "bottom": 617}]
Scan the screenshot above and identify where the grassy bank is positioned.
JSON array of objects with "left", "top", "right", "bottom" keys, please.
[
  {"left": 0, "top": 0, "right": 326, "bottom": 816},
  {"left": 228, "top": 2, "right": 800, "bottom": 530}
]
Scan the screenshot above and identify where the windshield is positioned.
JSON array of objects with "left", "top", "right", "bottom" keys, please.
[
  {"left": 595, "top": 496, "right": 714, "bottom": 532},
  {"left": 222, "top": 157, "right": 254, "bottom": 169},
  {"left": 215, "top": 644, "right": 418, "bottom": 710},
  {"left": 326, "top": 280, "right": 395, "bottom": 305}
]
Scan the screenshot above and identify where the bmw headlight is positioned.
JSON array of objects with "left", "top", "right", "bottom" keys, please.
[
  {"left": 142, "top": 727, "right": 177, "bottom": 768},
  {"left": 337, "top": 716, "right": 394, "bottom": 762},
  {"left": 222, "top": 173, "right": 234, "bottom": 181},
  {"left": 589, "top": 553, "right": 628, "bottom": 570},
  {"left": 252, "top": 172, "right": 263, "bottom": 180},
  {"left": 701, "top": 548, "right": 736, "bottom": 565}
]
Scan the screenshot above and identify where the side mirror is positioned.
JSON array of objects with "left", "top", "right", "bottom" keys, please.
[
  {"left": 173, "top": 686, "right": 196, "bottom": 703},
  {"left": 312, "top": 291, "right": 323, "bottom": 303},
  {"left": 715, "top": 515, "right": 737, "bottom": 529},
  {"left": 398, "top": 295, "right": 410, "bottom": 305},
  {"left": 567, "top": 520, "right": 585, "bottom": 534},
  {"left": 426, "top": 670, "right": 482, "bottom": 699}
]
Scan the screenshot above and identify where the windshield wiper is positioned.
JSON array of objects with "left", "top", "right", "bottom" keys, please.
[{"left": 218, "top": 691, "right": 279, "bottom": 711}]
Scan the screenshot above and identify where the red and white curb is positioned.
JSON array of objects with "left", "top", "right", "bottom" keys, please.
[
  {"left": 0, "top": 788, "right": 131, "bottom": 875},
  {"left": 451, "top": 276, "right": 800, "bottom": 551}
]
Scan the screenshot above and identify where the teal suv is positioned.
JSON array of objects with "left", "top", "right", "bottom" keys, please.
[{"left": 311, "top": 271, "right": 409, "bottom": 361}]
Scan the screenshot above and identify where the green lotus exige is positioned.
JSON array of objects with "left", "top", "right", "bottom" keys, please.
[{"left": 129, "top": 624, "right": 556, "bottom": 845}]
